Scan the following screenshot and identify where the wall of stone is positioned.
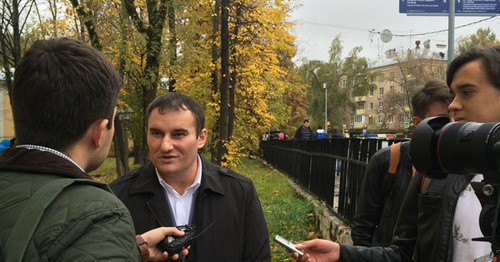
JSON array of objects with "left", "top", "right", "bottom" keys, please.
[{"left": 288, "top": 179, "right": 352, "bottom": 244}]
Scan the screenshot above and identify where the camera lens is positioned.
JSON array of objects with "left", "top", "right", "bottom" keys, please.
[{"left": 438, "top": 122, "right": 500, "bottom": 174}]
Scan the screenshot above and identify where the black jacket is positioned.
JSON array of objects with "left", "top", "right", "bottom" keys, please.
[
  {"left": 110, "top": 156, "right": 271, "bottom": 262},
  {"left": 294, "top": 126, "right": 315, "bottom": 140},
  {"left": 352, "top": 141, "right": 413, "bottom": 247},
  {"left": 340, "top": 173, "right": 474, "bottom": 262}
]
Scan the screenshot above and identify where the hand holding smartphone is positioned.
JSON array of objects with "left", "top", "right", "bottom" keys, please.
[{"left": 274, "top": 235, "right": 304, "bottom": 256}]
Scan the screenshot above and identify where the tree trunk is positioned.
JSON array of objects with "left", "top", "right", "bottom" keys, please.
[
  {"left": 0, "top": 24, "right": 13, "bottom": 99},
  {"left": 167, "top": 0, "right": 177, "bottom": 91},
  {"left": 113, "top": 115, "right": 127, "bottom": 175},
  {"left": 70, "top": 0, "right": 102, "bottom": 51},
  {"left": 210, "top": 0, "right": 220, "bottom": 163},
  {"left": 216, "top": 0, "right": 229, "bottom": 165},
  {"left": 114, "top": 0, "right": 131, "bottom": 176},
  {"left": 123, "top": 0, "right": 169, "bottom": 164},
  {"left": 228, "top": 4, "right": 241, "bottom": 139}
]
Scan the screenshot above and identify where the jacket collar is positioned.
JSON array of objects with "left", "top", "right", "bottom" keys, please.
[
  {"left": 128, "top": 155, "right": 226, "bottom": 197},
  {"left": 0, "top": 147, "right": 92, "bottom": 179}
]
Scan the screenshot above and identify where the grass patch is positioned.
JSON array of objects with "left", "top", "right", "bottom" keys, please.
[
  {"left": 235, "top": 157, "right": 319, "bottom": 261},
  {"left": 90, "top": 156, "right": 319, "bottom": 261}
]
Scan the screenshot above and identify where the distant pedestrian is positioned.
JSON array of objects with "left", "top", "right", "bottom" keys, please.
[
  {"left": 330, "top": 126, "right": 344, "bottom": 138},
  {"left": 316, "top": 125, "right": 326, "bottom": 139},
  {"left": 294, "top": 119, "right": 315, "bottom": 140}
]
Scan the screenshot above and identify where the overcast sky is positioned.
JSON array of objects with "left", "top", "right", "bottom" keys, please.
[{"left": 288, "top": 0, "right": 500, "bottom": 63}]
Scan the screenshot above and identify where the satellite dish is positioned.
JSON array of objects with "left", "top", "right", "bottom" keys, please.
[{"left": 380, "top": 29, "right": 393, "bottom": 43}]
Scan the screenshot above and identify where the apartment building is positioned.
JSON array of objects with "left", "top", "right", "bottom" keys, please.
[{"left": 339, "top": 57, "right": 447, "bottom": 135}]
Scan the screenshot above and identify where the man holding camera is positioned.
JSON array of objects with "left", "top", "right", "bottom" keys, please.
[
  {"left": 292, "top": 45, "right": 500, "bottom": 262},
  {"left": 351, "top": 78, "right": 452, "bottom": 247}
]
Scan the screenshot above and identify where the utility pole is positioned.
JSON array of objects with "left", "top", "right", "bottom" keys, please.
[
  {"left": 323, "top": 83, "right": 327, "bottom": 131},
  {"left": 448, "top": 0, "right": 455, "bottom": 64}
]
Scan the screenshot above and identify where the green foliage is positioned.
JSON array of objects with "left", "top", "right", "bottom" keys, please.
[
  {"left": 296, "top": 35, "right": 375, "bottom": 129},
  {"left": 458, "top": 27, "right": 498, "bottom": 54}
]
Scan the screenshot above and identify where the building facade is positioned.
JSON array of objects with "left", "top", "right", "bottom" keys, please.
[{"left": 339, "top": 58, "right": 447, "bottom": 135}]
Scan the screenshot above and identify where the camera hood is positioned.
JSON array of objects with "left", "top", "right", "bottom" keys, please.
[{"left": 410, "top": 115, "right": 450, "bottom": 179}]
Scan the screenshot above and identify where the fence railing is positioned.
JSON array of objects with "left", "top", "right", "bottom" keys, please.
[{"left": 260, "top": 137, "right": 408, "bottom": 226}]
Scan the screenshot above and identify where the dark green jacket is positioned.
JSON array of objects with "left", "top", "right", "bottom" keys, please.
[{"left": 0, "top": 147, "right": 141, "bottom": 261}]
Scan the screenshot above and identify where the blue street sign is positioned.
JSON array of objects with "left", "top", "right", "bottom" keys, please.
[{"left": 400, "top": 0, "right": 499, "bottom": 15}]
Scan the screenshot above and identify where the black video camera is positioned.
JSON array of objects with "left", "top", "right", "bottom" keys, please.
[{"left": 410, "top": 115, "right": 500, "bottom": 179}]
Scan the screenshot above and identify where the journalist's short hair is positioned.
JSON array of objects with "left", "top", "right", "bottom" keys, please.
[
  {"left": 146, "top": 92, "right": 205, "bottom": 136},
  {"left": 447, "top": 45, "right": 500, "bottom": 89},
  {"left": 411, "top": 78, "right": 452, "bottom": 118},
  {"left": 12, "top": 38, "right": 121, "bottom": 151}
]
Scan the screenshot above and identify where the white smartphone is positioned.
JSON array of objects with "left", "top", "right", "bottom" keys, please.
[{"left": 274, "top": 235, "right": 304, "bottom": 256}]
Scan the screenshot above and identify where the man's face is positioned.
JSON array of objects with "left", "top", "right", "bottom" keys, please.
[
  {"left": 147, "top": 107, "right": 207, "bottom": 180},
  {"left": 449, "top": 60, "right": 500, "bottom": 123},
  {"left": 303, "top": 121, "right": 310, "bottom": 128}
]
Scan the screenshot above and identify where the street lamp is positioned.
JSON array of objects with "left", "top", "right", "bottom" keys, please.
[
  {"left": 117, "top": 107, "right": 133, "bottom": 172},
  {"left": 323, "top": 83, "right": 327, "bottom": 132}
]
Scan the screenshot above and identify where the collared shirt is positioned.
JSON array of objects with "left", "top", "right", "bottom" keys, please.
[
  {"left": 156, "top": 155, "right": 202, "bottom": 226},
  {"left": 16, "top": 144, "right": 85, "bottom": 172}
]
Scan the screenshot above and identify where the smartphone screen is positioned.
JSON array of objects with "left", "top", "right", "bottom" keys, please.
[{"left": 274, "top": 235, "right": 304, "bottom": 256}]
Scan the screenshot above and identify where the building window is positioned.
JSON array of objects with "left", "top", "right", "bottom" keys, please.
[
  {"left": 342, "top": 118, "right": 346, "bottom": 125},
  {"left": 358, "top": 102, "right": 365, "bottom": 110},
  {"left": 342, "top": 79, "right": 347, "bottom": 88},
  {"left": 378, "top": 115, "right": 383, "bottom": 123},
  {"left": 379, "top": 73, "right": 384, "bottom": 82},
  {"left": 390, "top": 86, "right": 395, "bottom": 93},
  {"left": 355, "top": 114, "right": 363, "bottom": 123},
  {"left": 369, "top": 102, "right": 373, "bottom": 110},
  {"left": 350, "top": 117, "right": 354, "bottom": 125},
  {"left": 351, "top": 92, "right": 355, "bottom": 99},
  {"left": 342, "top": 107, "right": 346, "bottom": 113},
  {"left": 400, "top": 114, "right": 404, "bottom": 122},
  {"left": 400, "top": 85, "right": 404, "bottom": 93},
  {"left": 379, "top": 87, "right": 384, "bottom": 95},
  {"left": 390, "top": 71, "right": 395, "bottom": 81},
  {"left": 388, "top": 114, "right": 393, "bottom": 123},
  {"left": 379, "top": 102, "right": 383, "bottom": 109},
  {"left": 369, "top": 89, "right": 374, "bottom": 97}
]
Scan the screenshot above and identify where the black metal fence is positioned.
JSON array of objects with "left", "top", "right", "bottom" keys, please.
[{"left": 260, "top": 137, "right": 408, "bottom": 226}]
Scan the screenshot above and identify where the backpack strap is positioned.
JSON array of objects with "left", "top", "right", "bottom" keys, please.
[
  {"left": 5, "top": 178, "right": 104, "bottom": 261},
  {"left": 388, "top": 143, "right": 401, "bottom": 175},
  {"left": 420, "top": 177, "right": 431, "bottom": 194}
]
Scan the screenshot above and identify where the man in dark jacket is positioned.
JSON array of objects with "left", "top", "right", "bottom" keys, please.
[
  {"left": 0, "top": 38, "right": 187, "bottom": 261},
  {"left": 294, "top": 119, "right": 316, "bottom": 140},
  {"left": 293, "top": 45, "right": 500, "bottom": 262},
  {"left": 110, "top": 93, "right": 271, "bottom": 262},
  {"left": 351, "top": 79, "right": 452, "bottom": 247}
]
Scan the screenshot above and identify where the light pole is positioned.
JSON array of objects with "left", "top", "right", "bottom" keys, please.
[
  {"left": 323, "top": 83, "right": 327, "bottom": 131},
  {"left": 117, "top": 107, "right": 133, "bottom": 173}
]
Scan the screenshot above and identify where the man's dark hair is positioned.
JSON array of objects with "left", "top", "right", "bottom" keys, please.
[
  {"left": 447, "top": 45, "right": 500, "bottom": 89},
  {"left": 12, "top": 38, "right": 121, "bottom": 151},
  {"left": 411, "top": 78, "right": 452, "bottom": 118},
  {"left": 146, "top": 92, "right": 205, "bottom": 136}
]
